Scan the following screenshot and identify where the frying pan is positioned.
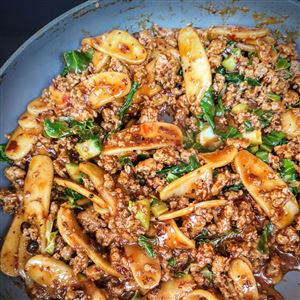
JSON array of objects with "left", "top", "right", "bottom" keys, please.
[{"left": 0, "top": 0, "right": 299, "bottom": 299}]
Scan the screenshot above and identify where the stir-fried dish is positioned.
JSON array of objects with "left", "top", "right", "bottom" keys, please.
[{"left": 0, "top": 25, "right": 299, "bottom": 300}]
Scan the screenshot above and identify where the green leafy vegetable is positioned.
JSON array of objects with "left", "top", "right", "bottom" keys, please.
[
  {"left": 200, "top": 266, "right": 213, "bottom": 282},
  {"left": 201, "top": 86, "right": 216, "bottom": 129},
  {"left": 216, "top": 66, "right": 226, "bottom": 75},
  {"left": 137, "top": 235, "right": 157, "bottom": 258},
  {"left": 130, "top": 292, "right": 141, "bottom": 300},
  {"left": 151, "top": 200, "right": 169, "bottom": 217},
  {"left": 262, "top": 131, "right": 286, "bottom": 151},
  {"left": 257, "top": 222, "right": 273, "bottom": 256},
  {"left": 267, "top": 94, "right": 281, "bottom": 102},
  {"left": 223, "top": 183, "right": 243, "bottom": 192},
  {"left": 216, "top": 95, "right": 226, "bottom": 117},
  {"left": 280, "top": 159, "right": 297, "bottom": 182},
  {"left": 44, "top": 118, "right": 99, "bottom": 140},
  {"left": 224, "top": 73, "right": 261, "bottom": 86},
  {"left": 243, "top": 120, "right": 255, "bottom": 132},
  {"left": 245, "top": 77, "right": 261, "bottom": 86},
  {"left": 225, "top": 73, "right": 244, "bottom": 84},
  {"left": 216, "top": 126, "right": 241, "bottom": 139},
  {"left": 0, "top": 144, "right": 10, "bottom": 162},
  {"left": 75, "top": 137, "right": 102, "bottom": 160},
  {"left": 62, "top": 48, "right": 93, "bottom": 76},
  {"left": 45, "top": 219, "right": 57, "bottom": 255},
  {"left": 45, "top": 231, "right": 58, "bottom": 255},
  {"left": 158, "top": 156, "right": 200, "bottom": 180},
  {"left": 44, "top": 119, "right": 70, "bottom": 138},
  {"left": 183, "top": 131, "right": 196, "bottom": 149},
  {"left": 174, "top": 257, "right": 193, "bottom": 278},
  {"left": 195, "top": 228, "right": 209, "bottom": 242},
  {"left": 137, "top": 153, "right": 150, "bottom": 161},
  {"left": 275, "top": 56, "right": 291, "bottom": 71},
  {"left": 248, "top": 52, "right": 255, "bottom": 65},
  {"left": 119, "top": 81, "right": 139, "bottom": 121},
  {"left": 118, "top": 156, "right": 134, "bottom": 167},
  {"left": 222, "top": 55, "right": 237, "bottom": 72},
  {"left": 248, "top": 145, "right": 259, "bottom": 154},
  {"left": 256, "top": 151, "right": 269, "bottom": 163},
  {"left": 65, "top": 188, "right": 84, "bottom": 210},
  {"left": 253, "top": 109, "right": 273, "bottom": 128},
  {"left": 166, "top": 173, "right": 179, "bottom": 183},
  {"left": 168, "top": 257, "right": 177, "bottom": 268},
  {"left": 196, "top": 229, "right": 240, "bottom": 246}
]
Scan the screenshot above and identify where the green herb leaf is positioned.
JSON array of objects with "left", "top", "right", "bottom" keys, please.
[
  {"left": 252, "top": 109, "right": 273, "bottom": 128},
  {"left": 137, "top": 235, "right": 157, "bottom": 258},
  {"left": 62, "top": 48, "right": 93, "bottom": 75},
  {"left": 44, "top": 119, "right": 71, "bottom": 138},
  {"left": 130, "top": 291, "right": 141, "bottom": 300},
  {"left": 243, "top": 120, "right": 255, "bottom": 132},
  {"left": 216, "top": 66, "right": 226, "bottom": 75},
  {"left": 168, "top": 257, "right": 177, "bottom": 268},
  {"left": 174, "top": 257, "right": 193, "bottom": 278},
  {"left": 44, "top": 118, "right": 99, "bottom": 140},
  {"left": 262, "top": 131, "right": 286, "bottom": 151},
  {"left": 267, "top": 94, "right": 281, "bottom": 102},
  {"left": 256, "top": 151, "right": 269, "bottom": 163},
  {"left": 257, "top": 222, "right": 273, "bottom": 256},
  {"left": 216, "top": 126, "right": 241, "bottom": 139},
  {"left": 166, "top": 173, "right": 179, "bottom": 183},
  {"left": 223, "top": 183, "right": 243, "bottom": 192},
  {"left": 158, "top": 156, "right": 200, "bottom": 180},
  {"left": 275, "top": 56, "right": 291, "bottom": 71},
  {"left": 0, "top": 144, "right": 10, "bottom": 162},
  {"left": 118, "top": 156, "right": 134, "bottom": 167},
  {"left": 183, "top": 131, "right": 196, "bottom": 149},
  {"left": 196, "top": 229, "right": 240, "bottom": 246},
  {"left": 245, "top": 77, "right": 261, "bottom": 86},
  {"left": 194, "top": 228, "right": 209, "bottom": 243},
  {"left": 201, "top": 86, "right": 216, "bottom": 129},
  {"left": 280, "top": 159, "right": 297, "bottom": 183},
  {"left": 216, "top": 95, "right": 226, "bottom": 117},
  {"left": 65, "top": 188, "right": 84, "bottom": 210},
  {"left": 45, "top": 231, "right": 58, "bottom": 255},
  {"left": 119, "top": 81, "right": 139, "bottom": 121},
  {"left": 200, "top": 266, "right": 213, "bottom": 282},
  {"left": 225, "top": 73, "right": 244, "bottom": 84}
]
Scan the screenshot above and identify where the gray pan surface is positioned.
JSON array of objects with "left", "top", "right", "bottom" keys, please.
[{"left": 0, "top": 0, "right": 299, "bottom": 298}]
